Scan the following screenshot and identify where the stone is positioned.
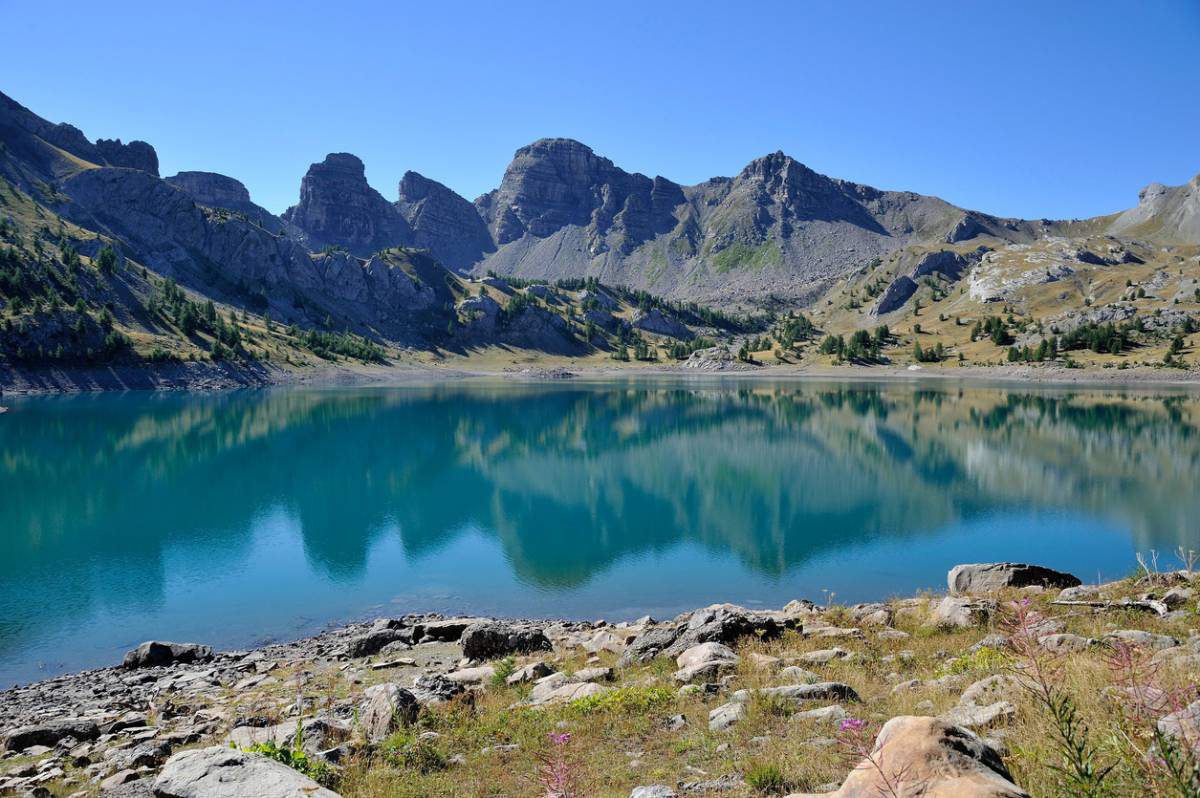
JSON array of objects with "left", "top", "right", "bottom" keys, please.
[
  {"left": 506, "top": 662, "right": 555, "bottom": 685},
  {"left": 942, "top": 702, "right": 1017, "bottom": 730},
  {"left": 1105, "top": 630, "right": 1180, "bottom": 651},
  {"left": 733, "top": 682, "right": 860, "bottom": 705},
  {"left": 411, "top": 674, "right": 466, "bottom": 705},
  {"left": 708, "top": 702, "right": 745, "bottom": 731},
  {"left": 780, "top": 666, "right": 821, "bottom": 683},
  {"left": 797, "top": 648, "right": 851, "bottom": 665},
  {"left": 122, "top": 642, "right": 213, "bottom": 669},
  {"left": 445, "top": 665, "right": 496, "bottom": 685},
  {"left": 631, "top": 787, "right": 677, "bottom": 798},
  {"left": 525, "top": 681, "right": 608, "bottom": 707},
  {"left": 347, "top": 629, "right": 410, "bottom": 658},
  {"left": 676, "top": 642, "right": 738, "bottom": 669},
  {"left": 1038, "top": 633, "right": 1093, "bottom": 652},
  {"left": 673, "top": 661, "right": 736, "bottom": 684},
  {"left": 948, "top": 563, "right": 1080, "bottom": 596},
  {"left": 799, "top": 716, "right": 1029, "bottom": 797},
  {"left": 794, "top": 705, "right": 851, "bottom": 725},
  {"left": 571, "top": 666, "right": 615, "bottom": 683},
  {"left": 460, "top": 622, "right": 552, "bottom": 660},
  {"left": 959, "top": 675, "right": 1026, "bottom": 708},
  {"left": 1158, "top": 700, "right": 1200, "bottom": 751},
  {"left": 362, "top": 683, "right": 418, "bottom": 741},
  {"left": 4, "top": 720, "right": 100, "bottom": 751},
  {"left": 631, "top": 307, "right": 693, "bottom": 339},
  {"left": 153, "top": 746, "right": 340, "bottom": 798},
  {"left": 619, "top": 605, "right": 787, "bottom": 667},
  {"left": 930, "top": 596, "right": 994, "bottom": 628}
]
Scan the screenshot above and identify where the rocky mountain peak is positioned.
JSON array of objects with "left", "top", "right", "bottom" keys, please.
[
  {"left": 282, "top": 152, "right": 411, "bottom": 256},
  {"left": 94, "top": 138, "right": 159, "bottom": 175},
  {"left": 479, "top": 138, "right": 680, "bottom": 252},
  {"left": 396, "top": 171, "right": 493, "bottom": 271}
]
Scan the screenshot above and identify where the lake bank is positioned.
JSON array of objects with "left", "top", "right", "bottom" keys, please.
[{"left": 6, "top": 356, "right": 1200, "bottom": 397}]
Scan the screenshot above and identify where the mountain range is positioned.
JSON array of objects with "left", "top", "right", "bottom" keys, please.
[{"left": 0, "top": 87, "right": 1197, "bottom": 381}]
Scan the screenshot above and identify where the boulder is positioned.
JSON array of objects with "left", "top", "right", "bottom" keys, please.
[
  {"left": 526, "top": 681, "right": 609, "bottom": 707},
  {"left": 347, "top": 629, "right": 410, "bottom": 658},
  {"left": 153, "top": 746, "right": 340, "bottom": 798},
  {"left": 733, "top": 682, "right": 860, "bottom": 705},
  {"left": 1158, "top": 700, "right": 1200, "bottom": 752},
  {"left": 1104, "top": 630, "right": 1180, "bottom": 651},
  {"left": 930, "top": 596, "right": 994, "bottom": 628},
  {"left": 676, "top": 642, "right": 738, "bottom": 669},
  {"left": 460, "top": 622, "right": 552, "bottom": 660},
  {"left": 793, "top": 716, "right": 1028, "bottom": 797},
  {"left": 410, "top": 673, "right": 466, "bottom": 705},
  {"left": 708, "top": 701, "right": 746, "bottom": 731},
  {"left": 361, "top": 683, "right": 419, "bottom": 741},
  {"left": 445, "top": 665, "right": 496, "bottom": 686},
  {"left": 122, "top": 641, "right": 213, "bottom": 669},
  {"left": 631, "top": 787, "right": 677, "bottom": 798},
  {"left": 4, "top": 719, "right": 99, "bottom": 751},
  {"left": 948, "top": 563, "right": 1080, "bottom": 596},
  {"left": 506, "top": 662, "right": 555, "bottom": 685}
]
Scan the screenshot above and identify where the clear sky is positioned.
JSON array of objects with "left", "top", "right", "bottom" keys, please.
[{"left": 2, "top": 1, "right": 1197, "bottom": 219}]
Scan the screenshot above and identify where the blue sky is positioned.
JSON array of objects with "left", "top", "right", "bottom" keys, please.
[{"left": 2, "top": 1, "right": 1197, "bottom": 218}]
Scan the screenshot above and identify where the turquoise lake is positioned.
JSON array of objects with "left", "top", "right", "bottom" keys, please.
[{"left": 2, "top": 378, "right": 1199, "bottom": 687}]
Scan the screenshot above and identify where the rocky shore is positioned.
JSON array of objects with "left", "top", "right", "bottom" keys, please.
[{"left": 2, "top": 562, "right": 1198, "bottom": 798}]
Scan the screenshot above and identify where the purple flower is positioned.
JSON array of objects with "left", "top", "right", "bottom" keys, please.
[
  {"left": 549, "top": 732, "right": 571, "bottom": 746},
  {"left": 839, "top": 718, "right": 867, "bottom": 732}
]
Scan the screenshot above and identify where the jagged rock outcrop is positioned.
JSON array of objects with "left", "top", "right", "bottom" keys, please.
[
  {"left": 475, "top": 138, "right": 682, "bottom": 254},
  {"left": 94, "top": 138, "right": 159, "bottom": 175},
  {"left": 1109, "top": 174, "right": 1200, "bottom": 243},
  {"left": 282, "top": 153, "right": 411, "bottom": 256},
  {"left": 164, "top": 171, "right": 284, "bottom": 234},
  {"left": 0, "top": 90, "right": 159, "bottom": 183},
  {"left": 396, "top": 171, "right": 492, "bottom": 271}
]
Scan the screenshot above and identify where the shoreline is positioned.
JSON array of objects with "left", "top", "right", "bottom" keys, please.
[
  {"left": 1, "top": 563, "right": 1195, "bottom": 798},
  {"left": 5, "top": 358, "right": 1200, "bottom": 397}
]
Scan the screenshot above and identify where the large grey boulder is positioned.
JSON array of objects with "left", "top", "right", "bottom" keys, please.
[
  {"left": 153, "top": 746, "right": 340, "bottom": 798},
  {"left": 4, "top": 718, "right": 99, "bottom": 750},
  {"left": 460, "top": 622, "right": 551, "bottom": 660},
  {"left": 123, "top": 641, "right": 214, "bottom": 669},
  {"left": 948, "top": 563, "right": 1081, "bottom": 596},
  {"left": 797, "top": 716, "right": 1028, "bottom": 797},
  {"left": 361, "top": 683, "right": 418, "bottom": 741}
]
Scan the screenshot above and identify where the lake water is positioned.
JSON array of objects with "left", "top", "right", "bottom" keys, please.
[{"left": 2, "top": 378, "right": 1199, "bottom": 687}]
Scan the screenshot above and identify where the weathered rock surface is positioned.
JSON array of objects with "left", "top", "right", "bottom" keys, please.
[
  {"left": 790, "top": 716, "right": 1029, "bottom": 797},
  {"left": 282, "top": 153, "right": 412, "bottom": 257},
  {"left": 4, "top": 718, "right": 99, "bottom": 750},
  {"left": 153, "top": 746, "right": 340, "bottom": 798},
  {"left": 948, "top": 563, "right": 1081, "bottom": 595},
  {"left": 460, "top": 622, "right": 552, "bottom": 660},
  {"left": 618, "top": 605, "right": 788, "bottom": 667},
  {"left": 362, "top": 683, "right": 418, "bottom": 741},
  {"left": 123, "top": 642, "right": 214, "bottom": 669},
  {"left": 396, "top": 171, "right": 493, "bottom": 271}
]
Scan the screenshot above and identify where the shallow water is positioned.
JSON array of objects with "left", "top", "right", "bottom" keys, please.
[{"left": 2, "top": 378, "right": 1198, "bottom": 686}]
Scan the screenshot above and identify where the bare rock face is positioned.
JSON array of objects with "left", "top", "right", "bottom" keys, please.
[
  {"left": 283, "top": 153, "right": 411, "bottom": 256},
  {"left": 94, "top": 138, "right": 159, "bottom": 175},
  {"left": 361, "top": 683, "right": 418, "bottom": 741},
  {"left": 460, "top": 622, "right": 552, "bottom": 660},
  {"left": 396, "top": 171, "right": 493, "bottom": 271},
  {"left": 792, "top": 716, "right": 1029, "bottom": 797},
  {"left": 475, "top": 138, "right": 681, "bottom": 254},
  {"left": 153, "top": 746, "right": 340, "bottom": 798},
  {"left": 165, "top": 171, "right": 284, "bottom": 234},
  {"left": 948, "top": 563, "right": 1081, "bottom": 596},
  {"left": 123, "top": 641, "right": 213, "bottom": 669},
  {"left": 631, "top": 307, "right": 692, "bottom": 339}
]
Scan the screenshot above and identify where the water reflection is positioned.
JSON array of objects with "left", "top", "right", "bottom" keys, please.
[{"left": 2, "top": 379, "right": 1199, "bottom": 684}]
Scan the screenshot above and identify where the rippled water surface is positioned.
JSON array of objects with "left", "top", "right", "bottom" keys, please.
[{"left": 3, "top": 378, "right": 1199, "bottom": 686}]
